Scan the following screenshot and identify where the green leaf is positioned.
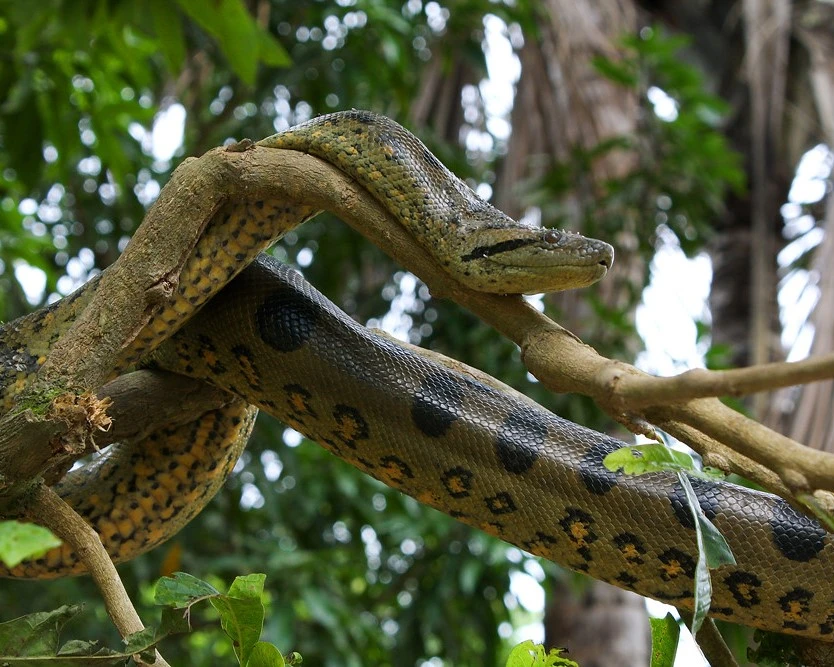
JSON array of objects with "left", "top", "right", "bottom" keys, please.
[
  {"left": 649, "top": 613, "right": 680, "bottom": 667},
  {"left": 505, "top": 640, "right": 579, "bottom": 667},
  {"left": 149, "top": 0, "right": 186, "bottom": 73},
  {"left": 154, "top": 571, "right": 221, "bottom": 607},
  {"left": 158, "top": 607, "right": 193, "bottom": 635},
  {"left": 603, "top": 443, "right": 697, "bottom": 476},
  {"left": 678, "top": 472, "right": 735, "bottom": 636},
  {"left": 0, "top": 605, "right": 171, "bottom": 664},
  {"left": 0, "top": 605, "right": 82, "bottom": 655},
  {"left": 228, "top": 573, "right": 267, "bottom": 600},
  {"left": 247, "top": 641, "right": 285, "bottom": 667},
  {"left": 210, "top": 595, "right": 265, "bottom": 665},
  {"left": 591, "top": 55, "right": 638, "bottom": 86},
  {"left": 175, "top": 0, "right": 288, "bottom": 84},
  {"left": 0, "top": 521, "right": 62, "bottom": 567},
  {"left": 256, "top": 29, "right": 291, "bottom": 68}
]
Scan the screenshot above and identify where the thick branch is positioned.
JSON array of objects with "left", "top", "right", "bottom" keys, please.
[{"left": 0, "top": 372, "right": 231, "bottom": 505}]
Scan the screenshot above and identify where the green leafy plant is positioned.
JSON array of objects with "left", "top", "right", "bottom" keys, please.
[
  {"left": 506, "top": 640, "right": 579, "bottom": 667},
  {"left": 604, "top": 440, "right": 735, "bottom": 639},
  {"left": 0, "top": 572, "right": 300, "bottom": 665}
]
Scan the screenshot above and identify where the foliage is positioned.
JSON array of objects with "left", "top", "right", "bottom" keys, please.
[
  {"left": 605, "top": 440, "right": 736, "bottom": 634},
  {"left": 747, "top": 631, "right": 807, "bottom": 667},
  {"left": 649, "top": 613, "right": 680, "bottom": 667},
  {"left": 516, "top": 27, "right": 746, "bottom": 361},
  {"left": 0, "top": 521, "right": 61, "bottom": 568},
  {"left": 592, "top": 26, "right": 746, "bottom": 257},
  {"left": 0, "top": 573, "right": 301, "bottom": 665},
  {"left": 505, "top": 640, "right": 578, "bottom": 667}
]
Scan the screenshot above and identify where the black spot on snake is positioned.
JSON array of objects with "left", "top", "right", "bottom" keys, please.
[
  {"left": 379, "top": 455, "right": 414, "bottom": 484},
  {"left": 256, "top": 286, "right": 319, "bottom": 352},
  {"left": 658, "top": 548, "right": 696, "bottom": 581},
  {"left": 331, "top": 404, "right": 370, "bottom": 449},
  {"left": 487, "top": 521, "right": 505, "bottom": 535},
  {"left": 724, "top": 571, "right": 762, "bottom": 608},
  {"left": 668, "top": 477, "right": 722, "bottom": 529},
  {"left": 616, "top": 572, "right": 639, "bottom": 589},
  {"left": 652, "top": 590, "right": 693, "bottom": 602},
  {"left": 495, "top": 409, "right": 544, "bottom": 474},
  {"left": 231, "top": 344, "right": 262, "bottom": 392},
  {"left": 770, "top": 498, "right": 827, "bottom": 562},
  {"left": 560, "top": 508, "right": 597, "bottom": 562},
  {"left": 613, "top": 532, "right": 646, "bottom": 564},
  {"left": 485, "top": 491, "right": 516, "bottom": 515},
  {"left": 282, "top": 383, "right": 318, "bottom": 421},
  {"left": 411, "top": 371, "right": 465, "bottom": 437},
  {"left": 819, "top": 608, "right": 834, "bottom": 635},
  {"left": 193, "top": 334, "right": 226, "bottom": 374},
  {"left": 578, "top": 439, "right": 620, "bottom": 494},
  {"left": 441, "top": 466, "right": 474, "bottom": 498},
  {"left": 710, "top": 606, "right": 734, "bottom": 617},
  {"left": 779, "top": 587, "right": 813, "bottom": 631},
  {"left": 355, "top": 457, "right": 375, "bottom": 470},
  {"left": 522, "top": 531, "right": 558, "bottom": 556}
]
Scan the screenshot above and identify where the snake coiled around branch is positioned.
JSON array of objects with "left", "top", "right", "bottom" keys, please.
[{"left": 0, "top": 111, "right": 832, "bottom": 641}]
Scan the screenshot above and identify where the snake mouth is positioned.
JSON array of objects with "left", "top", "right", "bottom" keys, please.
[
  {"left": 460, "top": 228, "right": 614, "bottom": 269},
  {"left": 479, "top": 241, "right": 614, "bottom": 271},
  {"left": 484, "top": 252, "right": 612, "bottom": 270}
]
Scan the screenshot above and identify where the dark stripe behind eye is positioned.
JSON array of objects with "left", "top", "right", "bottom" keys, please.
[{"left": 460, "top": 238, "right": 538, "bottom": 261}]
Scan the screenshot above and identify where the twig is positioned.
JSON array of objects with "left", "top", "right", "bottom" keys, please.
[
  {"left": 650, "top": 418, "right": 794, "bottom": 497},
  {"left": 604, "top": 354, "right": 834, "bottom": 409},
  {"left": 651, "top": 399, "right": 834, "bottom": 493},
  {"left": 22, "top": 484, "right": 170, "bottom": 666},
  {"left": 678, "top": 611, "right": 739, "bottom": 667}
]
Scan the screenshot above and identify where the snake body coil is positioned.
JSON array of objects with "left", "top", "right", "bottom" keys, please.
[{"left": 1, "top": 111, "right": 832, "bottom": 641}]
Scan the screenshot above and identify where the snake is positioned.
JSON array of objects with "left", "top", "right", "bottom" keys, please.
[{"left": 1, "top": 110, "right": 833, "bottom": 642}]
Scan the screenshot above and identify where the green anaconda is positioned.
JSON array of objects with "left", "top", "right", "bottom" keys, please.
[{"left": 1, "top": 111, "right": 832, "bottom": 641}]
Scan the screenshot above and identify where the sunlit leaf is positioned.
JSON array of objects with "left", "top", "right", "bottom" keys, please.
[
  {"left": 0, "top": 521, "right": 61, "bottom": 568},
  {"left": 649, "top": 613, "right": 680, "bottom": 667}
]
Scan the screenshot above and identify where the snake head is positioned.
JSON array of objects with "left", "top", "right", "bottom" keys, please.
[{"left": 452, "top": 225, "right": 614, "bottom": 294}]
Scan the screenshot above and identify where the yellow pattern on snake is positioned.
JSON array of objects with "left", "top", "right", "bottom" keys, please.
[{"left": 1, "top": 111, "right": 833, "bottom": 641}]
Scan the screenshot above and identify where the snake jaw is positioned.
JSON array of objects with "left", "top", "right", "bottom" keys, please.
[{"left": 455, "top": 226, "right": 614, "bottom": 294}]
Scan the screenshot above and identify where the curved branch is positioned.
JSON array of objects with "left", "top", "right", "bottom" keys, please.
[{"left": 22, "top": 484, "right": 170, "bottom": 667}]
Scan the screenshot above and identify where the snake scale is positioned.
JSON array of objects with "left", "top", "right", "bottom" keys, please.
[{"left": 1, "top": 111, "right": 833, "bottom": 641}]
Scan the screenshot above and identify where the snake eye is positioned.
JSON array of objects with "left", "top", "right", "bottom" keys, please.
[{"left": 544, "top": 230, "right": 561, "bottom": 244}]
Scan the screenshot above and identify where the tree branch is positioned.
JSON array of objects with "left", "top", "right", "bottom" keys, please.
[
  {"left": 603, "top": 354, "right": 834, "bottom": 409},
  {"left": 22, "top": 484, "right": 170, "bottom": 666}
]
